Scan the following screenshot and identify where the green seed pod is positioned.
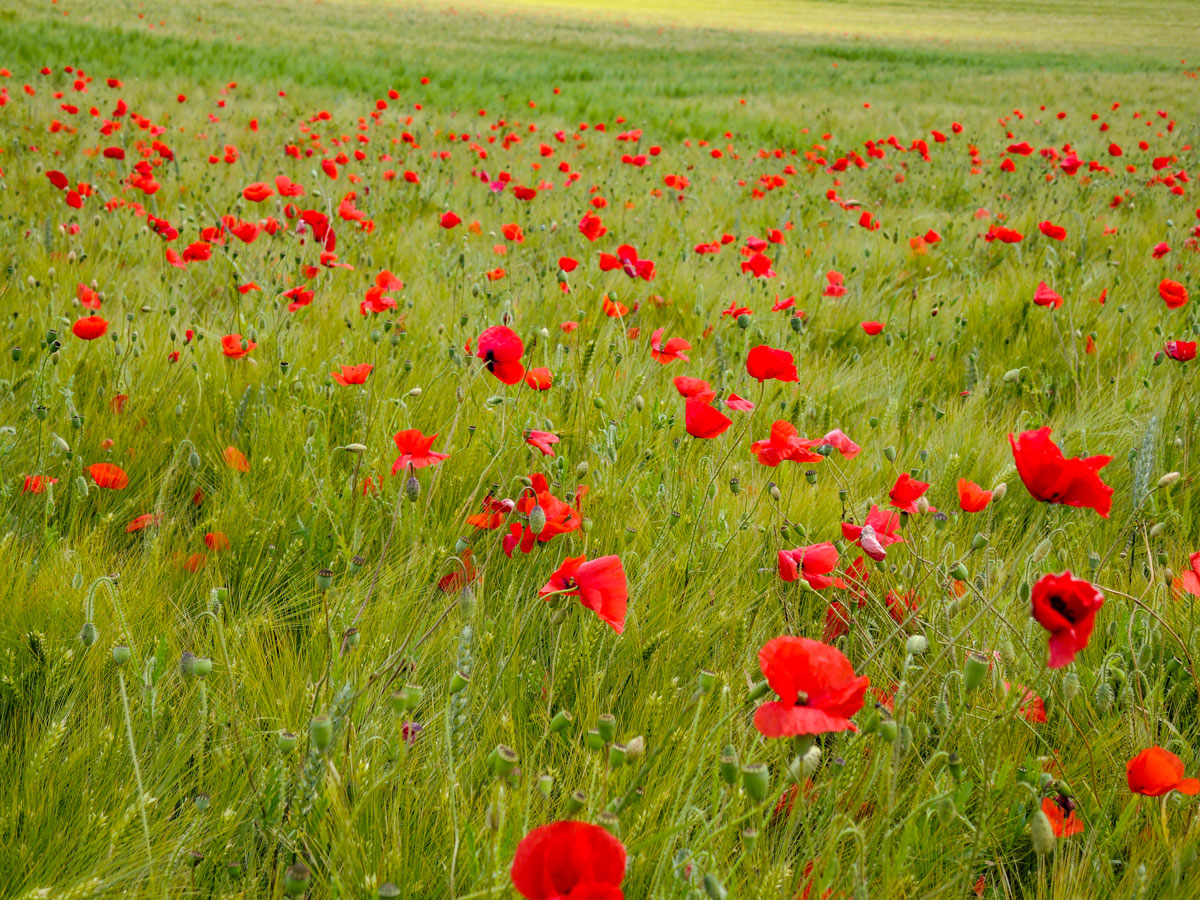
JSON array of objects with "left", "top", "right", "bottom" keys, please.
[
  {"left": 283, "top": 861, "right": 311, "bottom": 896},
  {"left": 703, "top": 873, "right": 728, "bottom": 900},
  {"left": 719, "top": 746, "right": 739, "bottom": 785},
  {"left": 971, "top": 533, "right": 988, "bottom": 551},
  {"left": 565, "top": 790, "right": 586, "bottom": 816},
  {"left": 596, "top": 812, "right": 620, "bottom": 835},
  {"left": 884, "top": 446, "right": 897, "bottom": 462},
  {"left": 608, "top": 743, "right": 627, "bottom": 769},
  {"left": 789, "top": 315, "right": 804, "bottom": 333},
  {"left": 549, "top": 709, "right": 574, "bottom": 734},
  {"left": 740, "top": 763, "right": 770, "bottom": 802},
  {"left": 963, "top": 653, "right": 988, "bottom": 691},
  {"left": 597, "top": 713, "right": 617, "bottom": 742},
  {"left": 879, "top": 719, "right": 898, "bottom": 743},
  {"left": 277, "top": 731, "right": 298, "bottom": 754},
  {"left": 805, "top": 470, "right": 818, "bottom": 485},
  {"left": 488, "top": 744, "right": 519, "bottom": 777},
  {"left": 191, "top": 657, "right": 213, "bottom": 678},
  {"left": 536, "top": 773, "right": 554, "bottom": 799},
  {"left": 747, "top": 679, "right": 771, "bottom": 702},
  {"left": 584, "top": 730, "right": 605, "bottom": 751},
  {"left": 736, "top": 314, "right": 751, "bottom": 330},
  {"left": 315, "top": 569, "right": 334, "bottom": 591},
  {"left": 729, "top": 477, "right": 741, "bottom": 494},
  {"left": 310, "top": 715, "right": 334, "bottom": 753},
  {"left": 950, "top": 562, "right": 969, "bottom": 581},
  {"left": 697, "top": 669, "right": 716, "bottom": 692},
  {"left": 741, "top": 827, "right": 758, "bottom": 852},
  {"left": 449, "top": 670, "right": 470, "bottom": 694},
  {"left": 112, "top": 645, "right": 132, "bottom": 667}
]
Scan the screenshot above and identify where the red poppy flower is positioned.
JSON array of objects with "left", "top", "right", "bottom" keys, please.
[
  {"left": 221, "top": 334, "right": 256, "bottom": 358},
  {"left": 820, "top": 429, "right": 861, "bottom": 459},
  {"left": 525, "top": 429, "right": 560, "bottom": 457},
  {"left": 649, "top": 327, "right": 690, "bottom": 364},
  {"left": 510, "top": 820, "right": 626, "bottom": 900},
  {"left": 751, "top": 420, "right": 822, "bottom": 466},
  {"left": 439, "top": 211, "right": 461, "bottom": 229},
  {"left": 22, "top": 475, "right": 58, "bottom": 494},
  {"left": 88, "top": 462, "right": 128, "bottom": 490},
  {"left": 539, "top": 554, "right": 628, "bottom": 634},
  {"left": 685, "top": 399, "right": 732, "bottom": 439},
  {"left": 746, "top": 345, "right": 798, "bottom": 383},
  {"left": 475, "top": 325, "right": 526, "bottom": 385},
  {"left": 601, "top": 296, "right": 628, "bottom": 318},
  {"left": 223, "top": 447, "right": 250, "bottom": 472},
  {"left": 1173, "top": 552, "right": 1200, "bottom": 597},
  {"left": 861, "top": 321, "right": 885, "bottom": 335},
  {"left": 205, "top": 532, "right": 231, "bottom": 551},
  {"left": 725, "top": 393, "right": 755, "bottom": 411},
  {"left": 559, "top": 256, "right": 579, "bottom": 272},
  {"left": 125, "top": 513, "right": 161, "bottom": 533},
  {"left": 331, "top": 363, "right": 373, "bottom": 386},
  {"left": 1009, "top": 427, "right": 1113, "bottom": 517},
  {"left": 467, "top": 496, "right": 514, "bottom": 530},
  {"left": 1033, "top": 282, "right": 1063, "bottom": 309},
  {"left": 242, "top": 182, "right": 274, "bottom": 202},
  {"left": 1159, "top": 279, "right": 1188, "bottom": 309},
  {"left": 1038, "top": 221, "right": 1067, "bottom": 240},
  {"left": 957, "top": 479, "right": 993, "bottom": 512},
  {"left": 1165, "top": 340, "right": 1197, "bottom": 361},
  {"left": 578, "top": 212, "right": 607, "bottom": 242},
  {"left": 777, "top": 542, "right": 841, "bottom": 589},
  {"left": 1127, "top": 747, "right": 1200, "bottom": 797},
  {"left": 525, "top": 367, "right": 553, "bottom": 390},
  {"left": 1030, "top": 571, "right": 1104, "bottom": 668},
  {"left": 842, "top": 505, "right": 903, "bottom": 553},
  {"left": 889, "top": 473, "right": 930, "bottom": 514},
  {"left": 741, "top": 251, "right": 776, "bottom": 278},
  {"left": 1041, "top": 796, "right": 1084, "bottom": 837},
  {"left": 823, "top": 270, "right": 847, "bottom": 297},
  {"left": 72, "top": 315, "right": 108, "bottom": 340},
  {"left": 438, "top": 547, "right": 478, "bottom": 594},
  {"left": 1003, "top": 682, "right": 1047, "bottom": 723},
  {"left": 391, "top": 429, "right": 449, "bottom": 474},
  {"left": 673, "top": 376, "right": 715, "bottom": 403},
  {"left": 885, "top": 589, "right": 921, "bottom": 626},
  {"left": 1152, "top": 242, "right": 1171, "bottom": 260},
  {"left": 753, "top": 636, "right": 869, "bottom": 738},
  {"left": 77, "top": 282, "right": 101, "bottom": 309},
  {"left": 506, "top": 474, "right": 583, "bottom": 555},
  {"left": 598, "top": 244, "right": 655, "bottom": 281}
]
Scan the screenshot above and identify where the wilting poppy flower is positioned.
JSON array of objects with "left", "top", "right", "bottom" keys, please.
[
  {"left": 510, "top": 820, "right": 626, "bottom": 900},
  {"left": 221, "top": 334, "right": 256, "bottom": 358},
  {"left": 1004, "top": 683, "right": 1046, "bottom": 724},
  {"left": 88, "top": 462, "right": 128, "bottom": 489},
  {"left": 1127, "top": 747, "right": 1200, "bottom": 797},
  {"left": 1041, "top": 796, "right": 1084, "bottom": 837},
  {"left": 599, "top": 244, "right": 655, "bottom": 280},
  {"left": 1030, "top": 571, "right": 1104, "bottom": 668},
  {"left": 820, "top": 429, "right": 861, "bottom": 459},
  {"left": 746, "top": 345, "right": 798, "bottom": 383},
  {"left": 957, "top": 479, "right": 992, "bottom": 512},
  {"left": 1033, "top": 282, "right": 1063, "bottom": 309},
  {"left": 751, "top": 420, "right": 822, "bottom": 466},
  {"left": 753, "top": 636, "right": 869, "bottom": 738},
  {"left": 889, "top": 473, "right": 930, "bottom": 514},
  {"left": 223, "top": 447, "right": 250, "bottom": 472},
  {"left": 1159, "top": 279, "right": 1188, "bottom": 309},
  {"left": 1009, "top": 426, "right": 1113, "bottom": 517},
  {"left": 861, "top": 321, "right": 884, "bottom": 335},
  {"left": 842, "top": 505, "right": 903, "bottom": 551},
  {"left": 778, "top": 542, "right": 841, "bottom": 589},
  {"left": 331, "top": 363, "right": 373, "bottom": 386},
  {"left": 1165, "top": 341, "right": 1197, "bottom": 361},
  {"left": 22, "top": 475, "right": 58, "bottom": 494},
  {"left": 72, "top": 315, "right": 108, "bottom": 340},
  {"left": 539, "top": 554, "right": 628, "bottom": 634},
  {"left": 1173, "top": 552, "right": 1200, "bottom": 597},
  {"left": 649, "top": 328, "right": 690, "bottom": 364},
  {"left": 525, "top": 367, "right": 553, "bottom": 390},
  {"left": 391, "top": 429, "right": 449, "bottom": 474},
  {"left": 475, "top": 325, "right": 525, "bottom": 385},
  {"left": 526, "top": 429, "right": 560, "bottom": 456},
  {"left": 685, "top": 399, "right": 732, "bottom": 439}
]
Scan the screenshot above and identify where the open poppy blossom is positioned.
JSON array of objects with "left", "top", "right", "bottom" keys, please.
[
  {"left": 242, "top": 181, "right": 274, "bottom": 202},
  {"left": 331, "top": 363, "right": 373, "bottom": 385},
  {"left": 1041, "top": 796, "right": 1084, "bottom": 837},
  {"left": 88, "top": 462, "right": 128, "bottom": 489},
  {"left": 842, "top": 505, "right": 903, "bottom": 556},
  {"left": 751, "top": 420, "right": 822, "bottom": 466},
  {"left": 22, "top": 475, "right": 58, "bottom": 494},
  {"left": 474, "top": 325, "right": 526, "bottom": 385},
  {"left": 820, "top": 429, "right": 861, "bottom": 459},
  {"left": 72, "top": 315, "right": 108, "bottom": 340},
  {"left": 1033, "top": 282, "right": 1063, "bottom": 309},
  {"left": 1165, "top": 340, "right": 1197, "bottom": 361},
  {"left": 753, "top": 636, "right": 869, "bottom": 738},
  {"left": 221, "top": 334, "right": 256, "bottom": 358},
  {"left": 1030, "top": 571, "right": 1104, "bottom": 668},
  {"left": 778, "top": 542, "right": 842, "bottom": 590},
  {"left": 1127, "top": 747, "right": 1200, "bottom": 797},
  {"left": 685, "top": 398, "right": 732, "bottom": 439},
  {"left": 391, "top": 429, "right": 449, "bottom": 473},
  {"left": 599, "top": 244, "right": 655, "bottom": 280},
  {"left": 506, "top": 474, "right": 583, "bottom": 555},
  {"left": 861, "top": 321, "right": 884, "bottom": 335},
  {"left": 725, "top": 393, "right": 755, "bottom": 411},
  {"left": 539, "top": 554, "right": 628, "bottom": 634},
  {"left": 77, "top": 282, "right": 101, "bottom": 309},
  {"left": 467, "top": 496, "right": 515, "bottom": 530},
  {"left": 1173, "top": 552, "right": 1200, "bottom": 597},
  {"left": 510, "top": 820, "right": 626, "bottom": 900},
  {"left": 956, "top": 479, "right": 992, "bottom": 512},
  {"left": 1009, "top": 426, "right": 1113, "bottom": 517},
  {"left": 223, "top": 447, "right": 250, "bottom": 472},
  {"left": 889, "top": 473, "right": 930, "bottom": 514},
  {"left": 746, "top": 345, "right": 798, "bottom": 383},
  {"left": 525, "top": 367, "right": 553, "bottom": 390},
  {"left": 673, "top": 376, "right": 716, "bottom": 403},
  {"left": 649, "top": 327, "right": 690, "bottom": 363},
  {"left": 525, "top": 429, "right": 560, "bottom": 456},
  {"left": 1159, "top": 278, "right": 1188, "bottom": 309}
]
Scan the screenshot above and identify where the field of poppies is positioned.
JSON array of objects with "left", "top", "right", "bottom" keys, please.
[{"left": 2, "top": 0, "right": 1200, "bottom": 897}]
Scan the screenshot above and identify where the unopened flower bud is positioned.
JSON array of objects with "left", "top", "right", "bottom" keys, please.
[
  {"left": 747, "top": 679, "right": 771, "bottom": 702},
  {"left": 405, "top": 476, "right": 421, "bottom": 502},
  {"left": 1030, "top": 808, "right": 1056, "bottom": 855},
  {"left": 915, "top": 496, "right": 929, "bottom": 515},
  {"left": 906, "top": 634, "right": 928, "bottom": 655},
  {"left": 1032, "top": 538, "right": 1052, "bottom": 563},
  {"left": 80, "top": 622, "right": 98, "bottom": 647},
  {"left": 625, "top": 735, "right": 645, "bottom": 760},
  {"left": 703, "top": 873, "right": 728, "bottom": 900},
  {"left": 964, "top": 652, "right": 989, "bottom": 691},
  {"left": 1158, "top": 472, "right": 1181, "bottom": 488},
  {"left": 991, "top": 482, "right": 1007, "bottom": 500}
]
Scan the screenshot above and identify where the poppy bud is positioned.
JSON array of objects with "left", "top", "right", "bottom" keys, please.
[
  {"left": 703, "top": 873, "right": 728, "bottom": 900},
  {"left": 720, "top": 746, "right": 739, "bottom": 784},
  {"left": 789, "top": 315, "right": 804, "bottom": 333},
  {"left": 404, "top": 476, "right": 421, "bottom": 502},
  {"left": 741, "top": 827, "right": 758, "bottom": 852},
  {"left": 278, "top": 731, "right": 298, "bottom": 753},
  {"left": 767, "top": 481, "right": 781, "bottom": 502},
  {"left": 948, "top": 753, "right": 964, "bottom": 781},
  {"left": 310, "top": 715, "right": 334, "bottom": 752},
  {"left": 449, "top": 670, "right": 469, "bottom": 693},
  {"left": 747, "top": 678, "right": 770, "bottom": 701},
  {"left": 11, "top": 347, "right": 20, "bottom": 362},
  {"left": 1030, "top": 808, "right": 1055, "bottom": 855},
  {"left": 112, "top": 645, "right": 131, "bottom": 667},
  {"left": 608, "top": 743, "right": 627, "bottom": 768},
  {"left": 378, "top": 884, "right": 400, "bottom": 899},
  {"left": 592, "top": 395, "right": 605, "bottom": 409},
  {"left": 1149, "top": 521, "right": 1166, "bottom": 538},
  {"left": 597, "top": 713, "right": 617, "bottom": 742},
  {"left": 936, "top": 795, "right": 956, "bottom": 826},
  {"left": 283, "top": 861, "right": 311, "bottom": 895},
  {"left": 963, "top": 652, "right": 988, "bottom": 691},
  {"left": 860, "top": 707, "right": 880, "bottom": 734},
  {"left": 879, "top": 718, "right": 898, "bottom": 742},
  {"left": 949, "top": 562, "right": 969, "bottom": 581},
  {"left": 906, "top": 634, "right": 928, "bottom": 655},
  {"left": 1003, "top": 368, "right": 1022, "bottom": 383},
  {"left": 1158, "top": 472, "right": 1181, "bottom": 488},
  {"left": 1031, "top": 538, "right": 1051, "bottom": 563},
  {"left": 1061, "top": 671, "right": 1080, "bottom": 702},
  {"left": 1017, "top": 581, "right": 1031, "bottom": 603},
  {"left": 488, "top": 744, "right": 519, "bottom": 776},
  {"left": 741, "top": 763, "right": 770, "bottom": 802},
  {"left": 191, "top": 656, "right": 213, "bottom": 678},
  {"left": 80, "top": 621, "right": 98, "bottom": 647},
  {"left": 549, "top": 709, "right": 573, "bottom": 734},
  {"left": 180, "top": 650, "right": 196, "bottom": 680},
  {"left": 528, "top": 504, "right": 547, "bottom": 535},
  {"left": 565, "top": 790, "right": 586, "bottom": 816},
  {"left": 884, "top": 446, "right": 896, "bottom": 461},
  {"left": 991, "top": 482, "right": 1006, "bottom": 500}
]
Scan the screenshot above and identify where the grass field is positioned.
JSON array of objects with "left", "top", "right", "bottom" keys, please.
[{"left": 1, "top": 0, "right": 1199, "bottom": 897}]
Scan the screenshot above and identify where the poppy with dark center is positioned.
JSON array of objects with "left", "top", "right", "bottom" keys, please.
[
  {"left": 777, "top": 542, "right": 842, "bottom": 590},
  {"left": 331, "top": 363, "right": 373, "bottom": 386},
  {"left": 539, "top": 554, "right": 628, "bottom": 634},
  {"left": 474, "top": 325, "right": 526, "bottom": 385},
  {"left": 1009, "top": 426, "right": 1113, "bottom": 517},
  {"left": 751, "top": 420, "right": 822, "bottom": 466},
  {"left": 1126, "top": 747, "right": 1200, "bottom": 797},
  {"left": 510, "top": 820, "right": 626, "bottom": 900},
  {"left": 466, "top": 495, "right": 514, "bottom": 530},
  {"left": 599, "top": 243, "right": 655, "bottom": 281},
  {"left": 1041, "top": 795, "right": 1084, "bottom": 837},
  {"left": 1030, "top": 571, "right": 1104, "bottom": 668},
  {"left": 391, "top": 429, "right": 449, "bottom": 474},
  {"left": 649, "top": 327, "right": 690, "bottom": 364},
  {"left": 753, "top": 636, "right": 869, "bottom": 738}
]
